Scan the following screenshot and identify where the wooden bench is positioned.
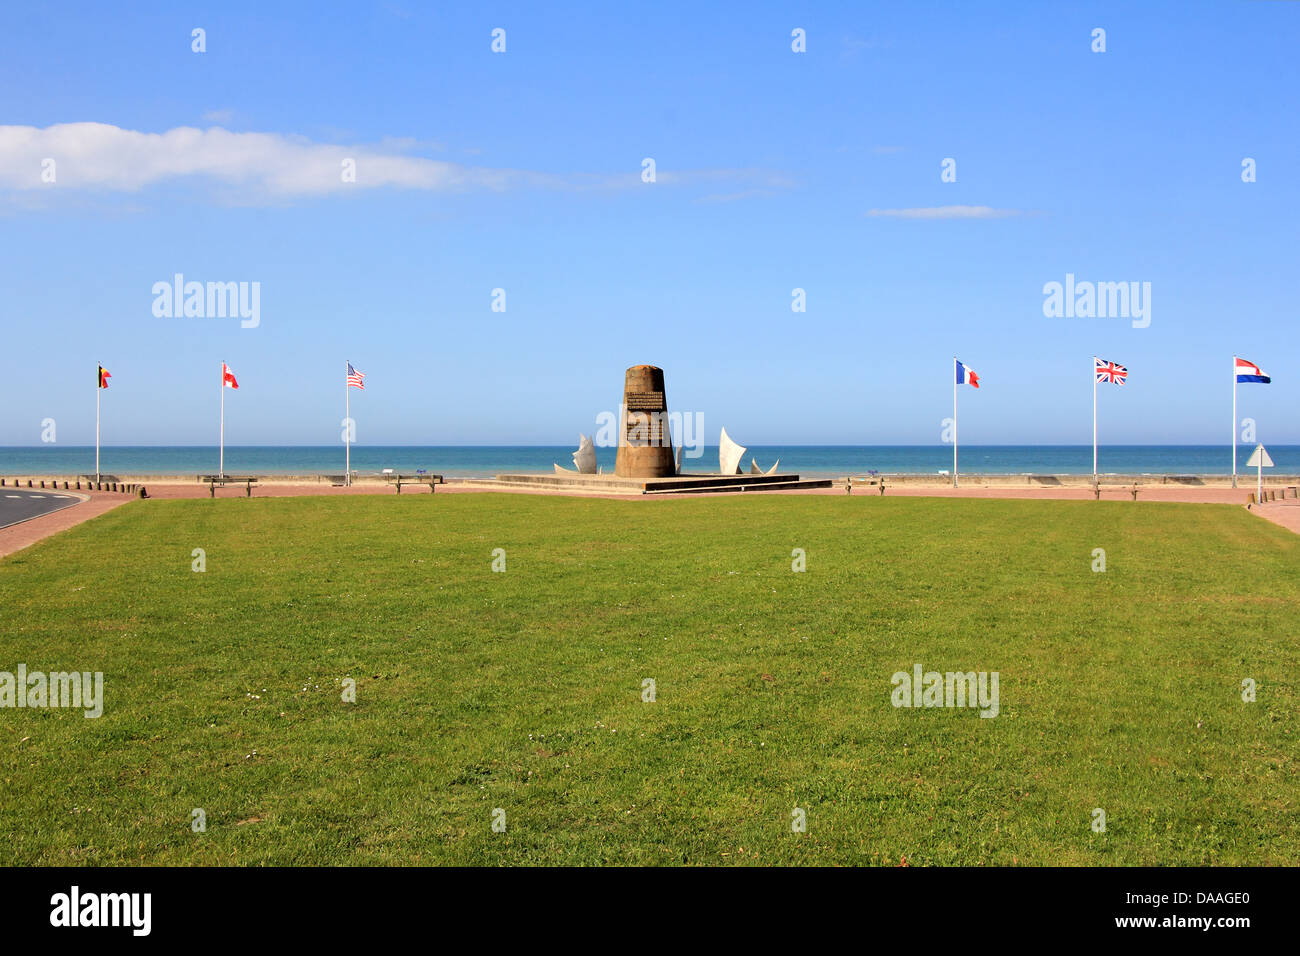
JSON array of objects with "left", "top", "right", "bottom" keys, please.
[
  {"left": 391, "top": 474, "right": 444, "bottom": 494},
  {"left": 845, "top": 474, "right": 886, "bottom": 495},
  {"left": 1093, "top": 482, "right": 1143, "bottom": 500},
  {"left": 199, "top": 475, "right": 260, "bottom": 498}
]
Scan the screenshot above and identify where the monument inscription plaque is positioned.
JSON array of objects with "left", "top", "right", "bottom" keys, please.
[{"left": 625, "top": 391, "right": 664, "bottom": 411}]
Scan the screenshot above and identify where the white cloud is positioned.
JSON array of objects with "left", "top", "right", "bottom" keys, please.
[
  {"left": 866, "top": 205, "right": 1023, "bottom": 220},
  {"left": 843, "top": 34, "right": 892, "bottom": 55},
  {"left": 695, "top": 189, "right": 777, "bottom": 204},
  {"left": 0, "top": 123, "right": 792, "bottom": 204},
  {"left": 657, "top": 168, "right": 796, "bottom": 190},
  {"left": 0, "top": 122, "right": 548, "bottom": 197}
]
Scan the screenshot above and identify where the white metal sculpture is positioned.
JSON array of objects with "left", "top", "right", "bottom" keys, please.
[
  {"left": 554, "top": 434, "right": 598, "bottom": 475},
  {"left": 572, "top": 434, "right": 597, "bottom": 474},
  {"left": 719, "top": 427, "right": 746, "bottom": 475}
]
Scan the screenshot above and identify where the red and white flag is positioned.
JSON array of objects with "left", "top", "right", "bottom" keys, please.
[
  {"left": 222, "top": 363, "right": 239, "bottom": 389},
  {"left": 1234, "top": 358, "right": 1270, "bottom": 384}
]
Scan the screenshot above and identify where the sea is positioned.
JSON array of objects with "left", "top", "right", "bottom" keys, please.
[{"left": 2, "top": 445, "right": 1296, "bottom": 478}]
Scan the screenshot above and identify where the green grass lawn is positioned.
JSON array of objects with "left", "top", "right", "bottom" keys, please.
[{"left": 1, "top": 493, "right": 1297, "bottom": 865}]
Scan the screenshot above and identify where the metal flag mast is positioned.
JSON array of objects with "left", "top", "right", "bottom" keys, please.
[
  {"left": 95, "top": 364, "right": 101, "bottom": 482},
  {"left": 219, "top": 359, "right": 225, "bottom": 478},
  {"left": 345, "top": 359, "right": 351, "bottom": 486},
  {"left": 1092, "top": 355, "right": 1098, "bottom": 487},
  {"left": 1232, "top": 354, "right": 1238, "bottom": 489},
  {"left": 952, "top": 356, "right": 959, "bottom": 488}
]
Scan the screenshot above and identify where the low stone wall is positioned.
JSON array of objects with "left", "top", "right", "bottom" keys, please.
[
  {"left": 1249, "top": 488, "right": 1298, "bottom": 503},
  {"left": 0, "top": 477, "right": 146, "bottom": 497}
]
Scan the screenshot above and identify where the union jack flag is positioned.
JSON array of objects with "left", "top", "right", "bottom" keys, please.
[
  {"left": 1095, "top": 357, "right": 1127, "bottom": 385},
  {"left": 347, "top": 362, "right": 365, "bottom": 389}
]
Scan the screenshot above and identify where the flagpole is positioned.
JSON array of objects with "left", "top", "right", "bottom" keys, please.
[
  {"left": 952, "top": 357, "right": 958, "bottom": 488},
  {"left": 1092, "top": 356, "right": 1098, "bottom": 487},
  {"left": 219, "top": 360, "right": 225, "bottom": 478},
  {"left": 1232, "top": 355, "right": 1238, "bottom": 489},
  {"left": 345, "top": 360, "right": 351, "bottom": 486},
  {"left": 95, "top": 366, "right": 101, "bottom": 482}
]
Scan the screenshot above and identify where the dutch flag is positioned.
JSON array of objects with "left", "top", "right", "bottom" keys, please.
[{"left": 1235, "top": 357, "right": 1270, "bottom": 384}]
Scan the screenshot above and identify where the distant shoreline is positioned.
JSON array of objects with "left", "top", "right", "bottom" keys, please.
[{"left": 3, "top": 444, "right": 1296, "bottom": 480}]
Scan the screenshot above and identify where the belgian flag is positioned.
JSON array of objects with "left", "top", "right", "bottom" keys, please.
[{"left": 98, "top": 365, "right": 111, "bottom": 388}]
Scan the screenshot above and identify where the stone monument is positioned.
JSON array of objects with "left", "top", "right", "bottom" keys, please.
[
  {"left": 492, "top": 364, "right": 833, "bottom": 492},
  {"left": 615, "top": 365, "right": 676, "bottom": 478}
]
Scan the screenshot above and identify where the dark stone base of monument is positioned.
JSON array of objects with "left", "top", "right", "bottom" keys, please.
[
  {"left": 491, "top": 471, "right": 833, "bottom": 495},
  {"left": 615, "top": 365, "right": 675, "bottom": 479}
]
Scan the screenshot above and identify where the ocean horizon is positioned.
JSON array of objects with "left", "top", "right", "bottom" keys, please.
[{"left": 3, "top": 445, "right": 1295, "bottom": 479}]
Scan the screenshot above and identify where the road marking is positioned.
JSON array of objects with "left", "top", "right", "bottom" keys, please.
[
  {"left": 29, "top": 495, "right": 45, "bottom": 499},
  {"left": 3, "top": 495, "right": 19, "bottom": 499}
]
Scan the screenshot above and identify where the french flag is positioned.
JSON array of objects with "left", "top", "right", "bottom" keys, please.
[
  {"left": 956, "top": 360, "right": 979, "bottom": 388},
  {"left": 1235, "top": 357, "right": 1270, "bottom": 384}
]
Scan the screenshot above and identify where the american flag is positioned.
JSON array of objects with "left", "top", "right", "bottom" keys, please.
[
  {"left": 1095, "top": 357, "right": 1127, "bottom": 385},
  {"left": 347, "top": 362, "right": 365, "bottom": 389}
]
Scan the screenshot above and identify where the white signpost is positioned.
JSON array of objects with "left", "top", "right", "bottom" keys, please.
[{"left": 1245, "top": 443, "right": 1273, "bottom": 501}]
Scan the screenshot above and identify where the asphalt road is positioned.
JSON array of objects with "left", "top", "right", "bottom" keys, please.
[{"left": 0, "top": 489, "right": 83, "bottom": 530}]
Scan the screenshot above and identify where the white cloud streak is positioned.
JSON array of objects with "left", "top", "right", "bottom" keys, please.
[
  {"left": 0, "top": 123, "right": 791, "bottom": 203},
  {"left": 866, "top": 205, "right": 1023, "bottom": 220},
  {"left": 0, "top": 122, "right": 545, "bottom": 196}
]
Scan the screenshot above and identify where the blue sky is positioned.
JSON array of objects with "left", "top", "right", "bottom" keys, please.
[{"left": 1, "top": 0, "right": 1296, "bottom": 447}]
